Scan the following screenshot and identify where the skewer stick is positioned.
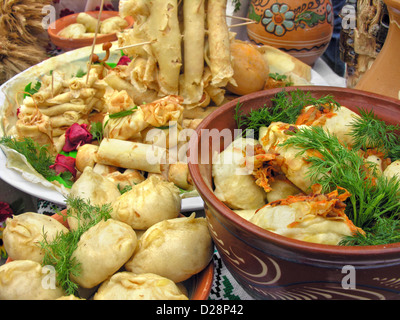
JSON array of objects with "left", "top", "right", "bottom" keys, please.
[
  {"left": 228, "top": 20, "right": 257, "bottom": 28},
  {"left": 225, "top": 15, "right": 253, "bottom": 22},
  {"left": 115, "top": 40, "right": 155, "bottom": 51},
  {"left": 86, "top": 0, "right": 105, "bottom": 85}
]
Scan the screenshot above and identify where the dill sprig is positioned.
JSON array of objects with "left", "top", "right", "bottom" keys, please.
[
  {"left": 282, "top": 126, "right": 400, "bottom": 244},
  {"left": 0, "top": 136, "right": 55, "bottom": 178},
  {"left": 349, "top": 108, "right": 400, "bottom": 160},
  {"left": 39, "top": 197, "right": 112, "bottom": 296},
  {"left": 234, "top": 89, "right": 340, "bottom": 139}
]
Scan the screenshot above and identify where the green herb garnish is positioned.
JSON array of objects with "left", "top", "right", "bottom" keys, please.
[
  {"left": 350, "top": 108, "right": 400, "bottom": 160},
  {"left": 282, "top": 126, "right": 400, "bottom": 243},
  {"left": 234, "top": 89, "right": 339, "bottom": 139},
  {"left": 39, "top": 197, "right": 112, "bottom": 296},
  {"left": 23, "top": 81, "right": 41, "bottom": 98},
  {"left": 104, "top": 106, "right": 138, "bottom": 128},
  {"left": 269, "top": 73, "right": 293, "bottom": 86},
  {"left": 0, "top": 136, "right": 55, "bottom": 178},
  {"left": 90, "top": 121, "right": 104, "bottom": 143}
]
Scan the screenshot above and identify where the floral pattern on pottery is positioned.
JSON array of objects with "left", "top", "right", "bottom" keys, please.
[{"left": 247, "top": 0, "right": 334, "bottom": 65}]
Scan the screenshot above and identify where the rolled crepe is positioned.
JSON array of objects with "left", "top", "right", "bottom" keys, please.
[
  {"left": 0, "top": 260, "right": 64, "bottom": 300},
  {"left": 103, "top": 73, "right": 158, "bottom": 105},
  {"left": 39, "top": 103, "right": 88, "bottom": 117},
  {"left": 140, "top": 95, "right": 184, "bottom": 127},
  {"left": 16, "top": 111, "right": 54, "bottom": 151},
  {"left": 32, "top": 71, "right": 65, "bottom": 105},
  {"left": 96, "top": 138, "right": 167, "bottom": 173},
  {"left": 206, "top": 0, "right": 235, "bottom": 87},
  {"left": 103, "top": 107, "right": 149, "bottom": 140},
  {"left": 93, "top": 272, "right": 188, "bottom": 300},
  {"left": 181, "top": 0, "right": 205, "bottom": 103},
  {"left": 145, "top": 0, "right": 182, "bottom": 95},
  {"left": 70, "top": 219, "right": 137, "bottom": 288}
]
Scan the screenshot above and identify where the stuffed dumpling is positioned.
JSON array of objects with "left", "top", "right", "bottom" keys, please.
[
  {"left": 93, "top": 272, "right": 188, "bottom": 300},
  {"left": 111, "top": 175, "right": 181, "bottom": 230},
  {"left": 70, "top": 219, "right": 137, "bottom": 288},
  {"left": 125, "top": 214, "right": 213, "bottom": 282},
  {"left": 3, "top": 212, "right": 68, "bottom": 263},
  {"left": 0, "top": 260, "right": 64, "bottom": 300},
  {"left": 250, "top": 188, "right": 364, "bottom": 245}
]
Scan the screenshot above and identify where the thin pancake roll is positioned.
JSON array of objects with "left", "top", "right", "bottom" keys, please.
[
  {"left": 206, "top": 0, "right": 235, "bottom": 88},
  {"left": 145, "top": 0, "right": 182, "bottom": 95},
  {"left": 181, "top": 0, "right": 205, "bottom": 104}
]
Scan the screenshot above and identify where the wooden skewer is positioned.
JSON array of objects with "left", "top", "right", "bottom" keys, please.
[
  {"left": 228, "top": 20, "right": 257, "bottom": 28},
  {"left": 115, "top": 40, "right": 155, "bottom": 51},
  {"left": 86, "top": 0, "right": 105, "bottom": 85},
  {"left": 226, "top": 15, "right": 253, "bottom": 22}
]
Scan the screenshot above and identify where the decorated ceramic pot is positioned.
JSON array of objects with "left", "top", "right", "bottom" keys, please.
[
  {"left": 188, "top": 86, "right": 400, "bottom": 300},
  {"left": 246, "top": 0, "right": 334, "bottom": 65}
]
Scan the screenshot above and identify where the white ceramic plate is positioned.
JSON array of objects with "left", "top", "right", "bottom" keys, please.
[{"left": 0, "top": 45, "right": 327, "bottom": 212}]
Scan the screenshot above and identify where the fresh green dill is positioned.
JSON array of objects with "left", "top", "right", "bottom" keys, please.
[
  {"left": 340, "top": 216, "right": 400, "bottom": 246},
  {"left": 349, "top": 107, "right": 400, "bottom": 160},
  {"left": 234, "top": 89, "right": 340, "bottom": 139},
  {"left": 39, "top": 197, "right": 112, "bottom": 296},
  {"left": 282, "top": 126, "right": 400, "bottom": 243},
  {"left": 0, "top": 136, "right": 55, "bottom": 179}
]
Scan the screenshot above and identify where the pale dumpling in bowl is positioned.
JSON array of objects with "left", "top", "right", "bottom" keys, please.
[
  {"left": 93, "top": 272, "right": 188, "bottom": 300},
  {"left": 212, "top": 137, "right": 267, "bottom": 210},
  {"left": 0, "top": 260, "right": 64, "bottom": 300},
  {"left": 111, "top": 175, "right": 181, "bottom": 230},
  {"left": 67, "top": 167, "right": 121, "bottom": 230},
  {"left": 125, "top": 214, "right": 213, "bottom": 283},
  {"left": 70, "top": 219, "right": 137, "bottom": 288},
  {"left": 3, "top": 212, "right": 68, "bottom": 263},
  {"left": 250, "top": 189, "right": 364, "bottom": 245}
]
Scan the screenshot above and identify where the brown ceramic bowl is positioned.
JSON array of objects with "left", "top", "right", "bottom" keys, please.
[
  {"left": 188, "top": 86, "right": 400, "bottom": 300},
  {"left": 5, "top": 212, "right": 214, "bottom": 300},
  {"left": 48, "top": 11, "right": 134, "bottom": 51}
]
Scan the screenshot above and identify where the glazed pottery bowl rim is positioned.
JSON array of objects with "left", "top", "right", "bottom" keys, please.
[{"left": 188, "top": 85, "right": 400, "bottom": 258}]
